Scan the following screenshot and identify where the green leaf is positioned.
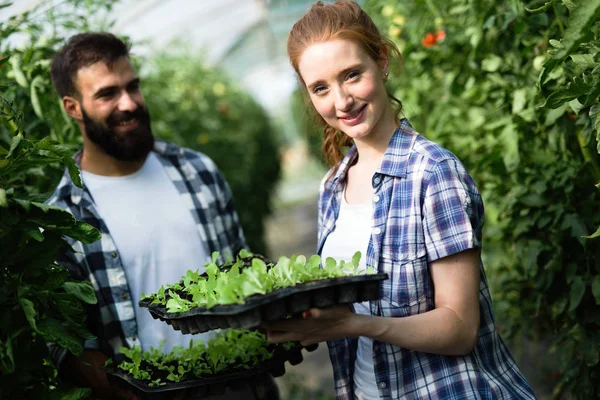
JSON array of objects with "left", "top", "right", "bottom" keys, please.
[
  {"left": 0, "top": 188, "right": 7, "bottom": 207},
  {"left": 589, "top": 105, "right": 600, "bottom": 154},
  {"left": 7, "top": 134, "right": 22, "bottom": 158},
  {"left": 543, "top": 77, "right": 591, "bottom": 108},
  {"left": 352, "top": 251, "right": 361, "bottom": 269},
  {"left": 0, "top": 55, "right": 9, "bottom": 69},
  {"left": 482, "top": 55, "right": 502, "bottom": 72},
  {"left": 585, "top": 225, "right": 600, "bottom": 239},
  {"left": 19, "top": 297, "right": 39, "bottom": 333},
  {"left": 570, "top": 54, "right": 596, "bottom": 70},
  {"left": 62, "top": 281, "right": 97, "bottom": 305},
  {"left": 10, "top": 55, "right": 28, "bottom": 88},
  {"left": 64, "top": 220, "right": 101, "bottom": 244},
  {"left": 526, "top": 0, "right": 556, "bottom": 13},
  {"left": 37, "top": 318, "right": 83, "bottom": 356},
  {"left": 30, "top": 75, "right": 44, "bottom": 119},
  {"left": 561, "top": 0, "right": 576, "bottom": 11},
  {"left": 538, "top": 0, "right": 600, "bottom": 85},
  {"left": 550, "top": 1, "right": 600, "bottom": 62},
  {"left": 58, "top": 388, "right": 92, "bottom": 400},
  {"left": 512, "top": 88, "right": 527, "bottom": 114},
  {"left": 592, "top": 276, "right": 600, "bottom": 305},
  {"left": 23, "top": 225, "right": 44, "bottom": 241},
  {"left": 500, "top": 123, "right": 520, "bottom": 171},
  {"left": 0, "top": 336, "right": 15, "bottom": 374},
  {"left": 582, "top": 338, "right": 600, "bottom": 366},
  {"left": 568, "top": 277, "right": 586, "bottom": 312}
]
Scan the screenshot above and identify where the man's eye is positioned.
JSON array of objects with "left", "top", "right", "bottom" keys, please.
[{"left": 99, "top": 91, "right": 115, "bottom": 98}]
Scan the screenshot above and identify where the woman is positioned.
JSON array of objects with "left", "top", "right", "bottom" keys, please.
[{"left": 263, "top": 1, "right": 536, "bottom": 399}]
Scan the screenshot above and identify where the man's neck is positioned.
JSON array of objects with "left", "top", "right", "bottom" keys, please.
[{"left": 80, "top": 138, "right": 147, "bottom": 177}]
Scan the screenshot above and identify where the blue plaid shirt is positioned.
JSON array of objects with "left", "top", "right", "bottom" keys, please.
[
  {"left": 47, "top": 141, "right": 246, "bottom": 367},
  {"left": 318, "top": 119, "right": 536, "bottom": 399}
]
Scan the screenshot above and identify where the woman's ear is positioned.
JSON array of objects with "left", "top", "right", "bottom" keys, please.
[{"left": 379, "top": 46, "right": 390, "bottom": 77}]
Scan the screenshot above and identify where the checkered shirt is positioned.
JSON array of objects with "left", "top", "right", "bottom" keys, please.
[
  {"left": 47, "top": 140, "right": 246, "bottom": 367},
  {"left": 317, "top": 119, "right": 536, "bottom": 399}
]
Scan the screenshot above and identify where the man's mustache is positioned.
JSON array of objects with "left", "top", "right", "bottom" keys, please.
[{"left": 107, "top": 107, "right": 149, "bottom": 126}]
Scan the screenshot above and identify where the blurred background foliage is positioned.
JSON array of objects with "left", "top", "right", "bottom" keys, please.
[{"left": 142, "top": 53, "right": 281, "bottom": 253}]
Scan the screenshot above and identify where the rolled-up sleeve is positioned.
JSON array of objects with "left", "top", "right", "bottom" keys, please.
[{"left": 422, "top": 158, "right": 484, "bottom": 262}]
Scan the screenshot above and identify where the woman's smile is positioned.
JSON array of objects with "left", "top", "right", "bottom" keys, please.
[{"left": 339, "top": 104, "right": 367, "bottom": 126}]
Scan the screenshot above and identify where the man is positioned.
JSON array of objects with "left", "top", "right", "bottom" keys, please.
[{"left": 47, "top": 32, "right": 275, "bottom": 399}]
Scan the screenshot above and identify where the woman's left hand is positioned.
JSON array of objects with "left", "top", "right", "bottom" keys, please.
[{"left": 261, "top": 304, "right": 361, "bottom": 345}]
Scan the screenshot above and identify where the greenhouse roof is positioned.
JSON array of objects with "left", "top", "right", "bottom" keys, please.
[{"left": 2, "top": 0, "right": 362, "bottom": 113}]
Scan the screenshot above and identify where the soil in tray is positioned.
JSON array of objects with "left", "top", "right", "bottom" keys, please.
[{"left": 105, "top": 343, "right": 318, "bottom": 398}]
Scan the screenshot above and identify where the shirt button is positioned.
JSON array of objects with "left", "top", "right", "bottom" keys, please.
[
  {"left": 111, "top": 251, "right": 118, "bottom": 258},
  {"left": 121, "top": 292, "right": 129, "bottom": 300},
  {"left": 373, "top": 195, "right": 380, "bottom": 202},
  {"left": 132, "top": 335, "right": 137, "bottom": 341},
  {"left": 373, "top": 227, "right": 381, "bottom": 235},
  {"left": 379, "top": 382, "right": 387, "bottom": 389}
]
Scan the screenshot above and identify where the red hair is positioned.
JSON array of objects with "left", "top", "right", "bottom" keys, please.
[{"left": 288, "top": 0, "right": 403, "bottom": 169}]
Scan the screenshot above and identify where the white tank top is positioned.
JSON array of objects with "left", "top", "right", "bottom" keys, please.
[
  {"left": 82, "top": 152, "right": 216, "bottom": 352},
  {"left": 321, "top": 191, "right": 380, "bottom": 399}
]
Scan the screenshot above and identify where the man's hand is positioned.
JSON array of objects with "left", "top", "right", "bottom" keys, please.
[{"left": 62, "top": 350, "right": 139, "bottom": 400}]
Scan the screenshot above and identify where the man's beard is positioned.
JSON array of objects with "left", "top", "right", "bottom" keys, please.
[{"left": 82, "top": 105, "right": 155, "bottom": 162}]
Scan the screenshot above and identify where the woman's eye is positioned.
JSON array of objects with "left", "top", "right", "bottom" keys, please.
[
  {"left": 347, "top": 70, "right": 361, "bottom": 80},
  {"left": 313, "top": 86, "right": 326, "bottom": 94}
]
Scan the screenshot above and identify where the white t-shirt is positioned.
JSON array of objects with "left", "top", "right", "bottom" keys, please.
[
  {"left": 320, "top": 191, "right": 380, "bottom": 400},
  {"left": 82, "top": 152, "right": 215, "bottom": 353}
]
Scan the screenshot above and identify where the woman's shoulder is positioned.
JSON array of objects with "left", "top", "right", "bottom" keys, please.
[
  {"left": 411, "top": 134, "right": 461, "bottom": 165},
  {"left": 405, "top": 134, "right": 470, "bottom": 176}
]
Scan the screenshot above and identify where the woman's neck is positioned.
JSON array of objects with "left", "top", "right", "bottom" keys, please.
[{"left": 353, "top": 108, "right": 398, "bottom": 168}]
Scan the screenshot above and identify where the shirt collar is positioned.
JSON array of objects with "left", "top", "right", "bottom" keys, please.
[
  {"left": 378, "top": 118, "right": 417, "bottom": 179},
  {"left": 326, "top": 118, "right": 417, "bottom": 189},
  {"left": 55, "top": 139, "right": 176, "bottom": 206}
]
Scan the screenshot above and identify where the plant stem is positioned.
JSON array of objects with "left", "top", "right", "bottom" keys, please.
[
  {"left": 424, "top": 0, "right": 442, "bottom": 20},
  {"left": 577, "top": 129, "right": 600, "bottom": 185},
  {"left": 553, "top": 3, "right": 565, "bottom": 36}
]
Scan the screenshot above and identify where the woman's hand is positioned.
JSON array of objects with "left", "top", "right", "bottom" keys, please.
[{"left": 262, "top": 304, "right": 365, "bottom": 346}]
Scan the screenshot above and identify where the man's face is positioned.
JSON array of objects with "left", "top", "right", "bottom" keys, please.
[{"left": 74, "top": 57, "right": 154, "bottom": 161}]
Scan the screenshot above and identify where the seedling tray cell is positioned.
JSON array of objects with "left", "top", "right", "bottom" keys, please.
[
  {"left": 142, "top": 273, "right": 388, "bottom": 334},
  {"left": 104, "top": 344, "right": 318, "bottom": 400}
]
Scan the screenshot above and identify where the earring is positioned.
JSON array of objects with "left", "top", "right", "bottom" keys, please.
[{"left": 384, "top": 71, "right": 389, "bottom": 81}]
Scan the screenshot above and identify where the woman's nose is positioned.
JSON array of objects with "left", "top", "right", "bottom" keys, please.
[{"left": 334, "top": 87, "right": 354, "bottom": 112}]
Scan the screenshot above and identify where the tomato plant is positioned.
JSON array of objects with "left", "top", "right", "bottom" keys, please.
[{"left": 362, "top": 0, "right": 600, "bottom": 397}]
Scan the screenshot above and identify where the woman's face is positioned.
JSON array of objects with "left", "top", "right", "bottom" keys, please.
[{"left": 298, "top": 38, "right": 393, "bottom": 142}]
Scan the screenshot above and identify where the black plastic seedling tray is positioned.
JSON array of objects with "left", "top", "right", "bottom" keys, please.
[
  {"left": 141, "top": 273, "right": 388, "bottom": 334},
  {"left": 103, "top": 343, "right": 318, "bottom": 400}
]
